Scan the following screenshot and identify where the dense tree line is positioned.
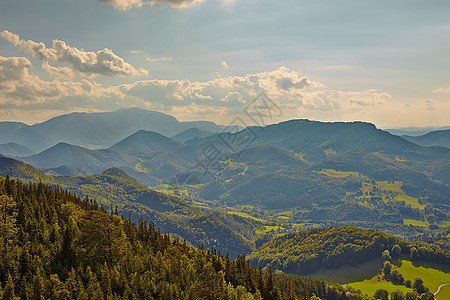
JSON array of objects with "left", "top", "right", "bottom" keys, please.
[
  {"left": 0, "top": 176, "right": 370, "bottom": 299},
  {"left": 248, "top": 227, "right": 450, "bottom": 275}
]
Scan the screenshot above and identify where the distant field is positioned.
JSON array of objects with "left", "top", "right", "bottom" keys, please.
[
  {"left": 255, "top": 225, "right": 283, "bottom": 235},
  {"left": 347, "top": 276, "right": 413, "bottom": 297},
  {"left": 226, "top": 211, "right": 265, "bottom": 223},
  {"left": 293, "top": 152, "right": 307, "bottom": 162},
  {"left": 376, "top": 181, "right": 402, "bottom": 192},
  {"left": 394, "top": 194, "right": 425, "bottom": 210},
  {"left": 397, "top": 260, "right": 450, "bottom": 293},
  {"left": 439, "top": 221, "right": 450, "bottom": 228},
  {"left": 318, "top": 169, "right": 365, "bottom": 179},
  {"left": 310, "top": 258, "right": 450, "bottom": 298},
  {"left": 375, "top": 181, "right": 425, "bottom": 210},
  {"left": 134, "top": 162, "right": 148, "bottom": 173},
  {"left": 403, "top": 219, "right": 428, "bottom": 227}
]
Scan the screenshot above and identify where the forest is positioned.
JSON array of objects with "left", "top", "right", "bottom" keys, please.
[{"left": 0, "top": 176, "right": 375, "bottom": 300}]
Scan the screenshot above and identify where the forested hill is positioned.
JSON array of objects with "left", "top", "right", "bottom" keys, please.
[
  {"left": 248, "top": 227, "right": 449, "bottom": 275},
  {"left": 0, "top": 176, "right": 369, "bottom": 300}
]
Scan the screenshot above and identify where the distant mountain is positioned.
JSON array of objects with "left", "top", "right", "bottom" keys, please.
[
  {"left": 0, "top": 142, "right": 35, "bottom": 157},
  {"left": 0, "top": 122, "right": 53, "bottom": 151},
  {"left": 110, "top": 130, "right": 182, "bottom": 156},
  {"left": 21, "top": 142, "right": 137, "bottom": 173},
  {"left": 309, "top": 150, "right": 450, "bottom": 202},
  {"left": 384, "top": 126, "right": 450, "bottom": 137},
  {"left": 171, "top": 127, "right": 215, "bottom": 143},
  {"left": 0, "top": 108, "right": 226, "bottom": 152},
  {"left": 43, "top": 165, "right": 90, "bottom": 176},
  {"left": 200, "top": 119, "right": 448, "bottom": 163},
  {"left": 402, "top": 129, "right": 450, "bottom": 148}
]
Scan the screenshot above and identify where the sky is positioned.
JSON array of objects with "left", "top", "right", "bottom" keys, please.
[{"left": 0, "top": 0, "right": 449, "bottom": 128}]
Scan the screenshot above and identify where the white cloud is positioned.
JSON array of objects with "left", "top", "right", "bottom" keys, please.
[
  {"left": 118, "top": 66, "right": 386, "bottom": 112},
  {"left": 0, "top": 30, "right": 147, "bottom": 78},
  {"left": 146, "top": 56, "right": 173, "bottom": 63},
  {"left": 2, "top": 57, "right": 445, "bottom": 127},
  {"left": 0, "top": 55, "right": 123, "bottom": 106},
  {"left": 432, "top": 87, "right": 450, "bottom": 95},
  {"left": 221, "top": 61, "right": 229, "bottom": 68},
  {"left": 100, "top": 0, "right": 235, "bottom": 10},
  {"left": 128, "top": 49, "right": 145, "bottom": 55}
]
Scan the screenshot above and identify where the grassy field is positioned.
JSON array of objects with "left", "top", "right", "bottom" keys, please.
[
  {"left": 293, "top": 152, "right": 308, "bottom": 162},
  {"left": 403, "top": 219, "right": 428, "bottom": 227},
  {"left": 375, "top": 181, "right": 425, "bottom": 210},
  {"left": 396, "top": 260, "right": 450, "bottom": 293},
  {"left": 156, "top": 184, "right": 189, "bottom": 198},
  {"left": 347, "top": 276, "right": 413, "bottom": 297},
  {"left": 435, "top": 284, "right": 450, "bottom": 300},
  {"left": 134, "top": 162, "right": 148, "bottom": 173},
  {"left": 376, "top": 181, "right": 402, "bottom": 192},
  {"left": 394, "top": 194, "right": 425, "bottom": 210},
  {"left": 439, "top": 221, "right": 450, "bottom": 228},
  {"left": 255, "top": 225, "right": 283, "bottom": 235},
  {"left": 310, "top": 258, "right": 450, "bottom": 298},
  {"left": 226, "top": 211, "right": 266, "bottom": 223},
  {"left": 318, "top": 169, "right": 364, "bottom": 178}
]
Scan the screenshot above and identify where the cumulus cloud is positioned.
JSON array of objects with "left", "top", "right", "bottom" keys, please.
[
  {"left": 100, "top": 0, "right": 235, "bottom": 10},
  {"left": 0, "top": 57, "right": 404, "bottom": 126},
  {"left": 0, "top": 55, "right": 122, "bottom": 106},
  {"left": 432, "top": 86, "right": 450, "bottom": 95},
  {"left": 221, "top": 61, "right": 229, "bottom": 68},
  {"left": 0, "top": 30, "right": 147, "bottom": 78}
]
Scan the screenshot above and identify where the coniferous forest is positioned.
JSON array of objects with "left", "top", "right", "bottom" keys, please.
[{"left": 0, "top": 176, "right": 374, "bottom": 300}]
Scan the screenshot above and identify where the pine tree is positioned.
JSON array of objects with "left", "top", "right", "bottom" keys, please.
[
  {"left": 0, "top": 195, "right": 17, "bottom": 246},
  {"left": 3, "top": 274, "right": 16, "bottom": 300}
]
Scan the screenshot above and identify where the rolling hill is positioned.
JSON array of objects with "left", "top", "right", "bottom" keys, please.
[
  {"left": 403, "top": 129, "right": 450, "bottom": 149},
  {"left": 21, "top": 142, "right": 137, "bottom": 174},
  {"left": 0, "top": 156, "right": 257, "bottom": 258},
  {"left": 0, "top": 142, "right": 35, "bottom": 157},
  {"left": 171, "top": 127, "right": 215, "bottom": 143},
  {"left": 109, "top": 130, "right": 182, "bottom": 156}
]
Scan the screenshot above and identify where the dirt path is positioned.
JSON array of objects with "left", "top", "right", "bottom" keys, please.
[{"left": 434, "top": 283, "right": 450, "bottom": 296}]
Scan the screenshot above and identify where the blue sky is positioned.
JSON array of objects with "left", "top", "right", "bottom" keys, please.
[{"left": 0, "top": 0, "right": 449, "bottom": 127}]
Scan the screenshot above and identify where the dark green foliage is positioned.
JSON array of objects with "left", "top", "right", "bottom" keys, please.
[
  {"left": 0, "top": 176, "right": 370, "bottom": 300},
  {"left": 390, "top": 289, "right": 404, "bottom": 300},
  {"left": 412, "top": 278, "right": 426, "bottom": 294},
  {"left": 374, "top": 289, "right": 389, "bottom": 300},
  {"left": 248, "top": 227, "right": 450, "bottom": 275}
]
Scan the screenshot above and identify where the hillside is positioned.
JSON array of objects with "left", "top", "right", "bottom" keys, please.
[
  {"left": 1, "top": 177, "right": 368, "bottom": 299},
  {"left": 223, "top": 119, "right": 448, "bottom": 162},
  {"left": 248, "top": 227, "right": 449, "bottom": 275},
  {"left": 0, "top": 157, "right": 256, "bottom": 258},
  {"left": 0, "top": 155, "right": 45, "bottom": 180},
  {"left": 171, "top": 127, "right": 215, "bottom": 143},
  {"left": 403, "top": 129, "right": 450, "bottom": 148},
  {"left": 21, "top": 142, "right": 137, "bottom": 174},
  {"left": 110, "top": 130, "right": 182, "bottom": 156},
  {"left": 0, "top": 142, "right": 35, "bottom": 157}
]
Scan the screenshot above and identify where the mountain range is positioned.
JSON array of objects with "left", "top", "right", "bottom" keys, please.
[
  {"left": 0, "top": 108, "right": 229, "bottom": 152},
  {"left": 0, "top": 108, "right": 449, "bottom": 257}
]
